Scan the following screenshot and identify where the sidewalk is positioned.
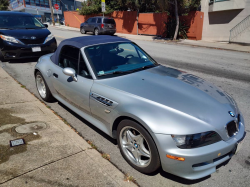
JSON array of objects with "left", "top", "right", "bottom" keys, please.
[
  {"left": 51, "top": 25, "right": 250, "bottom": 53},
  {"left": 0, "top": 67, "right": 136, "bottom": 187}
]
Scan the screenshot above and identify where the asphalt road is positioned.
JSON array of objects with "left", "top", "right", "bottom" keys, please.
[{"left": 1, "top": 27, "right": 250, "bottom": 187}]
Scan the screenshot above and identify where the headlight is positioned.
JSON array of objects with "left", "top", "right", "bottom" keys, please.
[
  {"left": 44, "top": 34, "right": 54, "bottom": 43},
  {"left": 171, "top": 131, "right": 221, "bottom": 149},
  {"left": 0, "top": 34, "right": 22, "bottom": 44}
]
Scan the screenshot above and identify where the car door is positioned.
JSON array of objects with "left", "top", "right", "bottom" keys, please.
[
  {"left": 90, "top": 18, "right": 97, "bottom": 32},
  {"left": 83, "top": 18, "right": 91, "bottom": 31},
  {"left": 50, "top": 45, "right": 93, "bottom": 114}
]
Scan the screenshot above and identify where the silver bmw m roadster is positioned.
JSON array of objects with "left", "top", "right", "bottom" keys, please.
[{"left": 34, "top": 36, "right": 246, "bottom": 180}]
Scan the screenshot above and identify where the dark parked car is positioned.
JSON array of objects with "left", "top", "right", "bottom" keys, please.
[
  {"left": 60, "top": 18, "right": 65, "bottom": 25},
  {"left": 80, "top": 16, "right": 116, "bottom": 35},
  {"left": 0, "top": 11, "right": 57, "bottom": 61}
]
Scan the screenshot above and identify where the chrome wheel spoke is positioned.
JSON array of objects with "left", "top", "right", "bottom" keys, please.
[
  {"left": 138, "top": 144, "right": 150, "bottom": 158},
  {"left": 124, "top": 143, "right": 133, "bottom": 152},
  {"left": 131, "top": 148, "right": 139, "bottom": 163},
  {"left": 120, "top": 126, "right": 151, "bottom": 168},
  {"left": 126, "top": 130, "right": 136, "bottom": 143}
]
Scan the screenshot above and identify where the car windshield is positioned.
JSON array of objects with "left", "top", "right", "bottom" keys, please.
[
  {"left": 84, "top": 42, "right": 158, "bottom": 78},
  {"left": 0, "top": 15, "right": 45, "bottom": 29}
]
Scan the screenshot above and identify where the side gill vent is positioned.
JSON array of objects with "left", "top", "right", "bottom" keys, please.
[
  {"left": 91, "top": 93, "right": 114, "bottom": 107},
  {"left": 96, "top": 96, "right": 113, "bottom": 106}
]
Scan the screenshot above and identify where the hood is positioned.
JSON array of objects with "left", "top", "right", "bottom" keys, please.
[
  {"left": 98, "top": 66, "right": 237, "bottom": 125},
  {"left": 0, "top": 28, "right": 50, "bottom": 40}
]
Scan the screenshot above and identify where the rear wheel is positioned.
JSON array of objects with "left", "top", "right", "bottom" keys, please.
[
  {"left": 117, "top": 119, "right": 161, "bottom": 174},
  {"left": 35, "top": 71, "right": 54, "bottom": 102},
  {"left": 94, "top": 28, "right": 99, "bottom": 35},
  {"left": 80, "top": 27, "right": 86, "bottom": 34}
]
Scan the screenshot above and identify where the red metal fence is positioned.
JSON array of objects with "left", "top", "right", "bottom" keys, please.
[{"left": 64, "top": 11, "right": 204, "bottom": 40}]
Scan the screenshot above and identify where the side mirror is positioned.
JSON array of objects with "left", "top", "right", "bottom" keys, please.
[
  {"left": 43, "top": 24, "right": 48, "bottom": 28},
  {"left": 63, "top": 68, "right": 78, "bottom": 82}
]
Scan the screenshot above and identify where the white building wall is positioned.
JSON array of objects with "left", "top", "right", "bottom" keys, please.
[{"left": 201, "top": 0, "right": 250, "bottom": 43}]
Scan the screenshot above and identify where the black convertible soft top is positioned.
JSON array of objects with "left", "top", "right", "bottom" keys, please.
[{"left": 51, "top": 35, "right": 130, "bottom": 65}]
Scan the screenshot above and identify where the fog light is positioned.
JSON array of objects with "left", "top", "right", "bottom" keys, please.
[{"left": 166, "top": 154, "right": 185, "bottom": 161}]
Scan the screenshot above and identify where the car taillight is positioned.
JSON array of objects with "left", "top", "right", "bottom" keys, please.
[{"left": 101, "top": 24, "right": 104, "bottom": 28}]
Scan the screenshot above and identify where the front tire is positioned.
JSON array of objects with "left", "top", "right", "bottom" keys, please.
[
  {"left": 80, "top": 27, "right": 86, "bottom": 34},
  {"left": 117, "top": 119, "right": 160, "bottom": 174},
  {"left": 35, "top": 71, "right": 54, "bottom": 102},
  {"left": 94, "top": 28, "right": 99, "bottom": 35}
]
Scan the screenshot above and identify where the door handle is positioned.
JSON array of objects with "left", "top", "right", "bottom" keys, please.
[{"left": 53, "top": 73, "right": 58, "bottom": 78}]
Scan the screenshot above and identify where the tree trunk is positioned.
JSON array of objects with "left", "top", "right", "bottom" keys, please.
[
  {"left": 48, "top": 0, "right": 55, "bottom": 26},
  {"left": 173, "top": 0, "right": 179, "bottom": 40}
]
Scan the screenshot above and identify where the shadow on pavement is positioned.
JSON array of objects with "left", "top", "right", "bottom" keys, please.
[
  {"left": 159, "top": 169, "right": 210, "bottom": 185},
  {"left": 57, "top": 101, "right": 117, "bottom": 146},
  {"left": 8, "top": 58, "right": 39, "bottom": 64}
]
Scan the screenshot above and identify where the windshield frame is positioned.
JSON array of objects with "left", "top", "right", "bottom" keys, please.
[
  {"left": 0, "top": 15, "right": 45, "bottom": 30},
  {"left": 83, "top": 41, "right": 158, "bottom": 80}
]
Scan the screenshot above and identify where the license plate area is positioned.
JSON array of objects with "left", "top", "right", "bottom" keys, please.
[{"left": 32, "top": 47, "right": 41, "bottom": 52}]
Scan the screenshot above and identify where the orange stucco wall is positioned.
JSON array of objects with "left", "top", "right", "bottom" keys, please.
[{"left": 64, "top": 11, "right": 204, "bottom": 40}]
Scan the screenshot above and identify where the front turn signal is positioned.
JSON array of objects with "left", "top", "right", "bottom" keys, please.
[{"left": 166, "top": 154, "right": 185, "bottom": 161}]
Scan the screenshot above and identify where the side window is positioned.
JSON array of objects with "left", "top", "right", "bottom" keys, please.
[
  {"left": 58, "top": 46, "right": 79, "bottom": 74},
  {"left": 79, "top": 54, "right": 92, "bottom": 79},
  {"left": 91, "top": 18, "right": 97, "bottom": 23},
  {"left": 86, "top": 18, "right": 91, "bottom": 23},
  {"left": 97, "top": 18, "right": 102, "bottom": 23}
]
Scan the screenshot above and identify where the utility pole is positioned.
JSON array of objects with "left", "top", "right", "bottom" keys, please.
[{"left": 49, "top": 0, "right": 55, "bottom": 26}]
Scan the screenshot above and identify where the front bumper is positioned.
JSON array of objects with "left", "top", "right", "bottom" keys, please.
[
  {"left": 154, "top": 121, "right": 246, "bottom": 180},
  {"left": 0, "top": 38, "right": 57, "bottom": 59}
]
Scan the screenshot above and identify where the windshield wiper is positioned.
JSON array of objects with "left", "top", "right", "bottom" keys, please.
[
  {"left": 97, "top": 65, "right": 157, "bottom": 77},
  {"left": 98, "top": 70, "right": 129, "bottom": 77},
  {"left": 129, "top": 64, "right": 156, "bottom": 72}
]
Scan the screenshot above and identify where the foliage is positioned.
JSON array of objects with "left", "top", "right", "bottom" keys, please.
[
  {"left": 78, "top": 0, "right": 120, "bottom": 15},
  {"left": 163, "top": 18, "right": 189, "bottom": 39},
  {"left": 178, "top": 21, "right": 189, "bottom": 39},
  {"left": 164, "top": 0, "right": 201, "bottom": 16},
  {"left": 78, "top": 0, "right": 170, "bottom": 15},
  {"left": 0, "top": 0, "right": 9, "bottom": 11}
]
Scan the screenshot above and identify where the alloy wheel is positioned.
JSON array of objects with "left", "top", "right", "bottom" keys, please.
[
  {"left": 36, "top": 74, "right": 46, "bottom": 99},
  {"left": 119, "top": 126, "right": 151, "bottom": 167},
  {"left": 94, "top": 29, "right": 99, "bottom": 35}
]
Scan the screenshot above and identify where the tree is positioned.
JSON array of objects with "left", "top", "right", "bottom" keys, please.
[
  {"left": 0, "top": 0, "right": 9, "bottom": 11},
  {"left": 160, "top": 0, "right": 200, "bottom": 40},
  {"left": 78, "top": 0, "right": 120, "bottom": 15}
]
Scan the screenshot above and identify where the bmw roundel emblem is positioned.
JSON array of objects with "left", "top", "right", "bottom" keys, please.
[{"left": 229, "top": 111, "right": 235, "bottom": 117}]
